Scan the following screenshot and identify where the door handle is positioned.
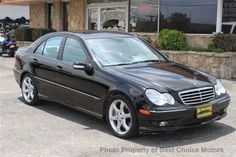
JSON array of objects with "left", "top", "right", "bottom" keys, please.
[
  {"left": 32, "top": 58, "right": 38, "bottom": 62},
  {"left": 32, "top": 58, "right": 38, "bottom": 64},
  {"left": 56, "top": 65, "right": 63, "bottom": 71}
]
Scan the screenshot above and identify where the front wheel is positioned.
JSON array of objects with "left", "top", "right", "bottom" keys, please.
[
  {"left": 21, "top": 74, "right": 40, "bottom": 106},
  {"left": 106, "top": 95, "right": 139, "bottom": 139}
]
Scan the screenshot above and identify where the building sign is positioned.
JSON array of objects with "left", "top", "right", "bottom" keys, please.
[{"left": 223, "top": 0, "right": 236, "bottom": 18}]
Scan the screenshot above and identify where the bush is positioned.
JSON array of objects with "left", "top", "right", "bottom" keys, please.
[
  {"left": 32, "top": 28, "right": 55, "bottom": 41},
  {"left": 213, "top": 34, "right": 236, "bottom": 52},
  {"left": 158, "top": 29, "right": 187, "bottom": 50},
  {"left": 15, "top": 28, "right": 33, "bottom": 41},
  {"left": 207, "top": 43, "right": 224, "bottom": 53}
]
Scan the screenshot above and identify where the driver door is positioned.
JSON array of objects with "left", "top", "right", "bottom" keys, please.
[{"left": 55, "top": 37, "right": 97, "bottom": 111}]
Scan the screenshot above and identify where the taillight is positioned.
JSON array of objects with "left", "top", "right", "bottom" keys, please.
[{"left": 14, "top": 55, "right": 21, "bottom": 67}]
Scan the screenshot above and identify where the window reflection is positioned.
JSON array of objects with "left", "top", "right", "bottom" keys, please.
[
  {"left": 101, "top": 7, "right": 126, "bottom": 32},
  {"left": 222, "top": 0, "right": 236, "bottom": 34},
  {"left": 160, "top": 0, "right": 217, "bottom": 34},
  {"left": 130, "top": 0, "right": 158, "bottom": 32}
]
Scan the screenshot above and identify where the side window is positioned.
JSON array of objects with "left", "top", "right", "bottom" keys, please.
[
  {"left": 62, "top": 38, "right": 87, "bottom": 63},
  {"left": 35, "top": 41, "right": 46, "bottom": 55},
  {"left": 43, "top": 37, "right": 63, "bottom": 59}
]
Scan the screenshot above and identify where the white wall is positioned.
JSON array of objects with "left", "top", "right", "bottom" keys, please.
[{"left": 0, "top": 4, "right": 29, "bottom": 19}]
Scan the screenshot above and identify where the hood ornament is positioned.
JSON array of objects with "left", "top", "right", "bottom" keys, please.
[
  {"left": 193, "top": 76, "right": 198, "bottom": 86},
  {"left": 193, "top": 82, "right": 198, "bottom": 86}
]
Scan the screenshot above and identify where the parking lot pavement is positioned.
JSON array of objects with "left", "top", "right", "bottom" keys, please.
[{"left": 0, "top": 56, "right": 235, "bottom": 157}]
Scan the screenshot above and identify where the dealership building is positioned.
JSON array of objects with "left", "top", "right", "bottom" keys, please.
[{"left": 1, "top": 0, "right": 236, "bottom": 34}]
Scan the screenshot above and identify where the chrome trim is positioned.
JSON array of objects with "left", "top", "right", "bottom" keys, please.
[
  {"left": 35, "top": 76, "right": 101, "bottom": 100},
  {"left": 179, "top": 87, "right": 215, "bottom": 105},
  {"left": 150, "top": 108, "right": 187, "bottom": 113},
  {"left": 75, "top": 106, "right": 103, "bottom": 118},
  {"left": 218, "top": 97, "right": 231, "bottom": 104}
]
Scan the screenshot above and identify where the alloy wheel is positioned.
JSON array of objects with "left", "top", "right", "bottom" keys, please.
[
  {"left": 22, "top": 76, "right": 35, "bottom": 103},
  {"left": 109, "top": 99, "right": 132, "bottom": 135}
]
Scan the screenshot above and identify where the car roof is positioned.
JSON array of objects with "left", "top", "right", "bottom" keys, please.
[{"left": 51, "top": 31, "right": 135, "bottom": 39}]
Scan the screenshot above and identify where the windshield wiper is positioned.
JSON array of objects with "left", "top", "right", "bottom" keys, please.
[
  {"left": 131, "top": 60, "right": 165, "bottom": 64},
  {"left": 106, "top": 60, "right": 165, "bottom": 67}
]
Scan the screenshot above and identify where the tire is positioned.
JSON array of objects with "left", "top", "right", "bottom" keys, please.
[
  {"left": 8, "top": 49, "right": 15, "bottom": 57},
  {"left": 21, "top": 74, "right": 40, "bottom": 106},
  {"left": 106, "top": 95, "right": 139, "bottom": 139}
]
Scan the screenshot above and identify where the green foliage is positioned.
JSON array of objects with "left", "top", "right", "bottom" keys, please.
[
  {"left": 158, "top": 29, "right": 187, "bottom": 50},
  {"left": 15, "top": 28, "right": 33, "bottom": 41},
  {"left": 32, "top": 28, "right": 56, "bottom": 41},
  {"left": 207, "top": 43, "right": 224, "bottom": 53},
  {"left": 15, "top": 28, "right": 56, "bottom": 42},
  {"left": 213, "top": 34, "right": 236, "bottom": 52},
  {"left": 183, "top": 44, "right": 224, "bottom": 53}
]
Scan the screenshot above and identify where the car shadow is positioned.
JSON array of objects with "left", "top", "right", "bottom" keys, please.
[{"left": 18, "top": 97, "right": 235, "bottom": 148}]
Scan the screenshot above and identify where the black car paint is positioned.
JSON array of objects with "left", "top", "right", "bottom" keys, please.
[{"left": 13, "top": 32, "right": 230, "bottom": 133}]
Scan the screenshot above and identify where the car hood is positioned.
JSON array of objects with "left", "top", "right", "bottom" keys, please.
[{"left": 104, "top": 62, "right": 215, "bottom": 92}]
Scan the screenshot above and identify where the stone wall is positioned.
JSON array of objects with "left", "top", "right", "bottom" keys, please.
[
  {"left": 29, "top": 2, "right": 48, "bottom": 29},
  {"left": 29, "top": 0, "right": 87, "bottom": 31},
  {"left": 52, "top": 0, "right": 63, "bottom": 31},
  {"left": 160, "top": 50, "right": 236, "bottom": 79},
  {"left": 134, "top": 33, "right": 214, "bottom": 48},
  {"left": 68, "top": 0, "right": 86, "bottom": 31}
]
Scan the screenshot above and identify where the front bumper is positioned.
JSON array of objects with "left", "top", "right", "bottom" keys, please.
[{"left": 138, "top": 95, "right": 230, "bottom": 134}]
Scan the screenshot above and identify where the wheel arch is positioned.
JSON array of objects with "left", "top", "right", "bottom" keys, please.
[
  {"left": 103, "top": 90, "right": 137, "bottom": 121},
  {"left": 20, "top": 71, "right": 30, "bottom": 87}
]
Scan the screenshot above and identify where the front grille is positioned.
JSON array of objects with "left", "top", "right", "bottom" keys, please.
[{"left": 179, "top": 87, "right": 215, "bottom": 105}]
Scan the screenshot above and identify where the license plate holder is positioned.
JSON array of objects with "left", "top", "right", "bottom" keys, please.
[{"left": 196, "top": 105, "right": 212, "bottom": 119}]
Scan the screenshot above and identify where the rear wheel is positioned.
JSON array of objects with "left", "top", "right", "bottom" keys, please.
[
  {"left": 106, "top": 95, "right": 139, "bottom": 139},
  {"left": 21, "top": 74, "right": 40, "bottom": 106},
  {"left": 7, "top": 49, "right": 15, "bottom": 57}
]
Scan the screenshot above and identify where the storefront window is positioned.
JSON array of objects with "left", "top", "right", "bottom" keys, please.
[
  {"left": 222, "top": 0, "right": 236, "bottom": 34},
  {"left": 160, "top": 0, "right": 217, "bottom": 34},
  {"left": 100, "top": 7, "right": 127, "bottom": 32},
  {"left": 87, "top": 0, "right": 127, "bottom": 4},
  {"left": 88, "top": 8, "right": 98, "bottom": 30},
  {"left": 130, "top": 0, "right": 159, "bottom": 32}
]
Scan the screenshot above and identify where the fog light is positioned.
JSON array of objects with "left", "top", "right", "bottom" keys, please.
[
  {"left": 224, "top": 108, "right": 227, "bottom": 112},
  {"left": 159, "top": 121, "right": 168, "bottom": 127}
]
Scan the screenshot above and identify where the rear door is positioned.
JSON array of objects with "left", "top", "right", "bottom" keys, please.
[{"left": 31, "top": 36, "right": 64, "bottom": 100}]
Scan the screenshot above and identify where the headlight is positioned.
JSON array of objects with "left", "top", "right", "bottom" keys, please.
[
  {"left": 214, "top": 79, "right": 226, "bottom": 96},
  {"left": 145, "top": 89, "right": 175, "bottom": 106}
]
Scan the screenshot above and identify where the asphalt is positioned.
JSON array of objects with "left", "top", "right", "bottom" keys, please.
[{"left": 0, "top": 56, "right": 236, "bottom": 157}]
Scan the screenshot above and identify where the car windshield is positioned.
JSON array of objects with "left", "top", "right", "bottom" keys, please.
[{"left": 86, "top": 37, "right": 166, "bottom": 66}]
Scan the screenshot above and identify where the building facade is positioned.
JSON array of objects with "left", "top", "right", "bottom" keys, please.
[{"left": 1, "top": 0, "right": 236, "bottom": 34}]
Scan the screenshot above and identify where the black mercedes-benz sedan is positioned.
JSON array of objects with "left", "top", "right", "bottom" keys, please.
[{"left": 13, "top": 31, "right": 230, "bottom": 138}]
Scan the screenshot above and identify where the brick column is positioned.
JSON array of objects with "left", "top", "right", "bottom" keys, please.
[
  {"left": 68, "top": 0, "right": 86, "bottom": 31},
  {"left": 30, "top": 2, "right": 48, "bottom": 28},
  {"left": 52, "top": 0, "right": 63, "bottom": 31}
]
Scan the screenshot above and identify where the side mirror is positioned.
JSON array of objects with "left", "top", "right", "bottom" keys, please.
[{"left": 73, "top": 62, "right": 94, "bottom": 76}]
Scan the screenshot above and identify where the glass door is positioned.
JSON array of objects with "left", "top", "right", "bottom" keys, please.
[
  {"left": 87, "top": 4, "right": 128, "bottom": 32},
  {"left": 88, "top": 8, "right": 99, "bottom": 30}
]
